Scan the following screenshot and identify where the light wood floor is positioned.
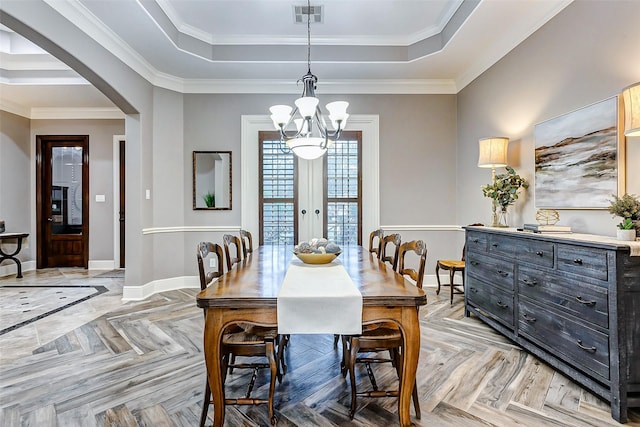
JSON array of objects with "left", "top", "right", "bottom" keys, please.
[{"left": 1, "top": 268, "right": 639, "bottom": 426}]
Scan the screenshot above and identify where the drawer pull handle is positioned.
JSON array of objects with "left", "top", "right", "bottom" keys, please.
[
  {"left": 473, "top": 238, "right": 479, "bottom": 243},
  {"left": 522, "top": 313, "right": 536, "bottom": 322},
  {"left": 573, "top": 258, "right": 583, "bottom": 265},
  {"left": 497, "top": 270, "right": 509, "bottom": 277},
  {"left": 535, "top": 251, "right": 544, "bottom": 256},
  {"left": 496, "top": 300, "right": 508, "bottom": 308},
  {"left": 522, "top": 279, "right": 537, "bottom": 286},
  {"left": 576, "top": 340, "right": 596, "bottom": 353},
  {"left": 470, "top": 261, "right": 479, "bottom": 266},
  {"left": 492, "top": 243, "right": 499, "bottom": 247},
  {"left": 575, "top": 296, "right": 596, "bottom": 306},
  {"left": 469, "top": 287, "right": 478, "bottom": 293}
]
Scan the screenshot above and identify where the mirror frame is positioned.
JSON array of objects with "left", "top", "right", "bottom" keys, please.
[{"left": 192, "top": 150, "right": 232, "bottom": 210}]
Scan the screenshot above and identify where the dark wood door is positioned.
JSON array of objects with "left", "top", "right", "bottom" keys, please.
[
  {"left": 36, "top": 135, "right": 89, "bottom": 268},
  {"left": 119, "top": 139, "right": 125, "bottom": 268}
]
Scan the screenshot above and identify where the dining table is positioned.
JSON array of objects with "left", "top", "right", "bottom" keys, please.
[{"left": 196, "top": 244, "right": 427, "bottom": 426}]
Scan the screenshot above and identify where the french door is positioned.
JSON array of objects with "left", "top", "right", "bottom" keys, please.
[
  {"left": 258, "top": 131, "right": 362, "bottom": 246},
  {"left": 36, "top": 135, "right": 89, "bottom": 268}
]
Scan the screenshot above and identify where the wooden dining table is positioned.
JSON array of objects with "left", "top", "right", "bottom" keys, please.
[{"left": 196, "top": 245, "right": 427, "bottom": 426}]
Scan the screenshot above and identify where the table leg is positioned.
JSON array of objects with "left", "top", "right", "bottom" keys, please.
[
  {"left": 399, "top": 307, "right": 420, "bottom": 427},
  {"left": 0, "top": 237, "right": 25, "bottom": 278},
  {"left": 203, "top": 309, "right": 226, "bottom": 427}
]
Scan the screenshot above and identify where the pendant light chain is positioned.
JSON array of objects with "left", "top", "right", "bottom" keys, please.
[{"left": 306, "top": 0, "right": 311, "bottom": 74}]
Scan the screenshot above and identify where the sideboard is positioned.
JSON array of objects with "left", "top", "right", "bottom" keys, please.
[{"left": 464, "top": 226, "right": 639, "bottom": 423}]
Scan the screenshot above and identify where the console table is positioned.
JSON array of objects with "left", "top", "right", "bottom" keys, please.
[
  {"left": 0, "top": 233, "right": 29, "bottom": 278},
  {"left": 464, "top": 226, "right": 639, "bottom": 423}
]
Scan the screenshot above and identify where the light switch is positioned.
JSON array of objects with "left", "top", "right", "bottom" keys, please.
[
  {"left": 145, "top": 189, "right": 151, "bottom": 200},
  {"left": 209, "top": 258, "right": 217, "bottom": 269},
  {"left": 95, "top": 194, "right": 106, "bottom": 202}
]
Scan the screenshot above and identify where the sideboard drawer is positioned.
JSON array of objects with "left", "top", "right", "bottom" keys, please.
[
  {"left": 467, "top": 252, "right": 514, "bottom": 290},
  {"left": 557, "top": 244, "right": 608, "bottom": 281},
  {"left": 466, "top": 231, "right": 488, "bottom": 254},
  {"left": 518, "top": 267, "right": 609, "bottom": 329},
  {"left": 488, "top": 234, "right": 517, "bottom": 257},
  {"left": 467, "top": 277, "right": 514, "bottom": 328},
  {"left": 516, "top": 240, "right": 555, "bottom": 268},
  {"left": 519, "top": 299, "right": 610, "bottom": 381}
]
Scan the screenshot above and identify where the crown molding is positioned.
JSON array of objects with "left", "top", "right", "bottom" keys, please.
[
  {"left": 179, "top": 78, "right": 457, "bottom": 95},
  {"left": 30, "top": 107, "right": 124, "bottom": 120},
  {"left": 0, "top": 98, "right": 30, "bottom": 118},
  {"left": 43, "top": 0, "right": 159, "bottom": 86}
]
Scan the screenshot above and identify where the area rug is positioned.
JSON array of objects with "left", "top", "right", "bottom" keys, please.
[{"left": 0, "top": 285, "right": 108, "bottom": 335}]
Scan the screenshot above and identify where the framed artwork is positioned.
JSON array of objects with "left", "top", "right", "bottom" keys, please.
[{"left": 534, "top": 96, "right": 624, "bottom": 209}]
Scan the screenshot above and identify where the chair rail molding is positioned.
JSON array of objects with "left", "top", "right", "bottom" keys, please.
[
  {"left": 141, "top": 226, "right": 241, "bottom": 235},
  {"left": 382, "top": 225, "right": 464, "bottom": 231}
]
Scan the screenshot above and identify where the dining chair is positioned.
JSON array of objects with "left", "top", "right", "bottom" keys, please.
[
  {"left": 379, "top": 233, "right": 401, "bottom": 270},
  {"left": 240, "top": 229, "right": 254, "bottom": 259},
  {"left": 223, "top": 234, "right": 243, "bottom": 271},
  {"left": 368, "top": 228, "right": 384, "bottom": 256},
  {"left": 435, "top": 223, "right": 483, "bottom": 304},
  {"left": 197, "top": 241, "right": 280, "bottom": 426},
  {"left": 342, "top": 239, "right": 426, "bottom": 420}
]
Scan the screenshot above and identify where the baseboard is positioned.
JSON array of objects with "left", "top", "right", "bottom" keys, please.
[
  {"left": 122, "top": 275, "right": 201, "bottom": 301},
  {"left": 88, "top": 260, "right": 116, "bottom": 270},
  {"left": 0, "top": 260, "right": 36, "bottom": 278}
]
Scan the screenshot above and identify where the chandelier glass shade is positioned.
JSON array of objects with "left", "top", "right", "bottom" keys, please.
[{"left": 269, "top": 1, "right": 349, "bottom": 160}]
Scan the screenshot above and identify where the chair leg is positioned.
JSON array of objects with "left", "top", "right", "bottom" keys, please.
[
  {"left": 276, "top": 335, "right": 287, "bottom": 381},
  {"left": 340, "top": 335, "right": 349, "bottom": 377},
  {"left": 435, "top": 263, "right": 442, "bottom": 295},
  {"left": 266, "top": 338, "right": 278, "bottom": 426},
  {"left": 199, "top": 378, "right": 211, "bottom": 427},
  {"left": 333, "top": 333, "right": 340, "bottom": 348},
  {"left": 449, "top": 269, "right": 456, "bottom": 305}
]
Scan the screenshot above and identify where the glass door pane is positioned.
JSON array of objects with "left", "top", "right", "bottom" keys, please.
[
  {"left": 51, "top": 146, "right": 83, "bottom": 235},
  {"left": 259, "top": 135, "right": 297, "bottom": 245},
  {"left": 325, "top": 133, "right": 362, "bottom": 245}
]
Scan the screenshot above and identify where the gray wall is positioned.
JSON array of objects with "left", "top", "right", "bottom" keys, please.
[
  {"left": 182, "top": 93, "right": 459, "bottom": 275},
  {"left": 457, "top": 0, "right": 640, "bottom": 235},
  {"left": 0, "top": 111, "right": 31, "bottom": 261}
]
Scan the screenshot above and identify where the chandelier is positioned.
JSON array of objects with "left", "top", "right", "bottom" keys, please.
[{"left": 269, "top": 0, "right": 349, "bottom": 160}]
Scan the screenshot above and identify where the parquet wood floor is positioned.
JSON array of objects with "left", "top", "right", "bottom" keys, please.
[{"left": 0, "top": 268, "right": 638, "bottom": 426}]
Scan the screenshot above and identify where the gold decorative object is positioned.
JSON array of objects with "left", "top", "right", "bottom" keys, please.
[
  {"left": 294, "top": 251, "right": 341, "bottom": 264},
  {"left": 535, "top": 209, "right": 560, "bottom": 225}
]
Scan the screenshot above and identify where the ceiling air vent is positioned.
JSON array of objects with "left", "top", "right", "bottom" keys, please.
[{"left": 293, "top": 4, "right": 323, "bottom": 24}]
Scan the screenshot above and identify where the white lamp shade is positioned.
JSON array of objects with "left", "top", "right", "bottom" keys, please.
[
  {"left": 269, "top": 105, "right": 292, "bottom": 126},
  {"left": 326, "top": 101, "right": 349, "bottom": 120},
  {"left": 295, "top": 97, "right": 319, "bottom": 118},
  {"left": 622, "top": 82, "right": 640, "bottom": 137},
  {"left": 286, "top": 137, "right": 334, "bottom": 160},
  {"left": 478, "top": 137, "right": 509, "bottom": 168}
]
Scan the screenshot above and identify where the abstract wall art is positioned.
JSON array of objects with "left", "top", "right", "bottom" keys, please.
[{"left": 534, "top": 96, "right": 620, "bottom": 209}]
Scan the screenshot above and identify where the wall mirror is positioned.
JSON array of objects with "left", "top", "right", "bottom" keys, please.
[{"left": 193, "top": 151, "right": 232, "bottom": 210}]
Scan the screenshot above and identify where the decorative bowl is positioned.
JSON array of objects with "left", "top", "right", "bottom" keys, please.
[{"left": 294, "top": 251, "right": 341, "bottom": 264}]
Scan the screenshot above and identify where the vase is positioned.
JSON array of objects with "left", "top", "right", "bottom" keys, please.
[
  {"left": 491, "top": 205, "right": 509, "bottom": 227},
  {"left": 617, "top": 229, "right": 637, "bottom": 241}
]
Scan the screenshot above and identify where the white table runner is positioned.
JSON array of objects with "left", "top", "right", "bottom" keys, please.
[{"left": 277, "top": 258, "right": 362, "bottom": 334}]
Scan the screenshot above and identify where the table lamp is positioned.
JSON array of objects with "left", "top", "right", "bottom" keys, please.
[
  {"left": 478, "top": 137, "right": 509, "bottom": 180},
  {"left": 622, "top": 82, "right": 640, "bottom": 137}
]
